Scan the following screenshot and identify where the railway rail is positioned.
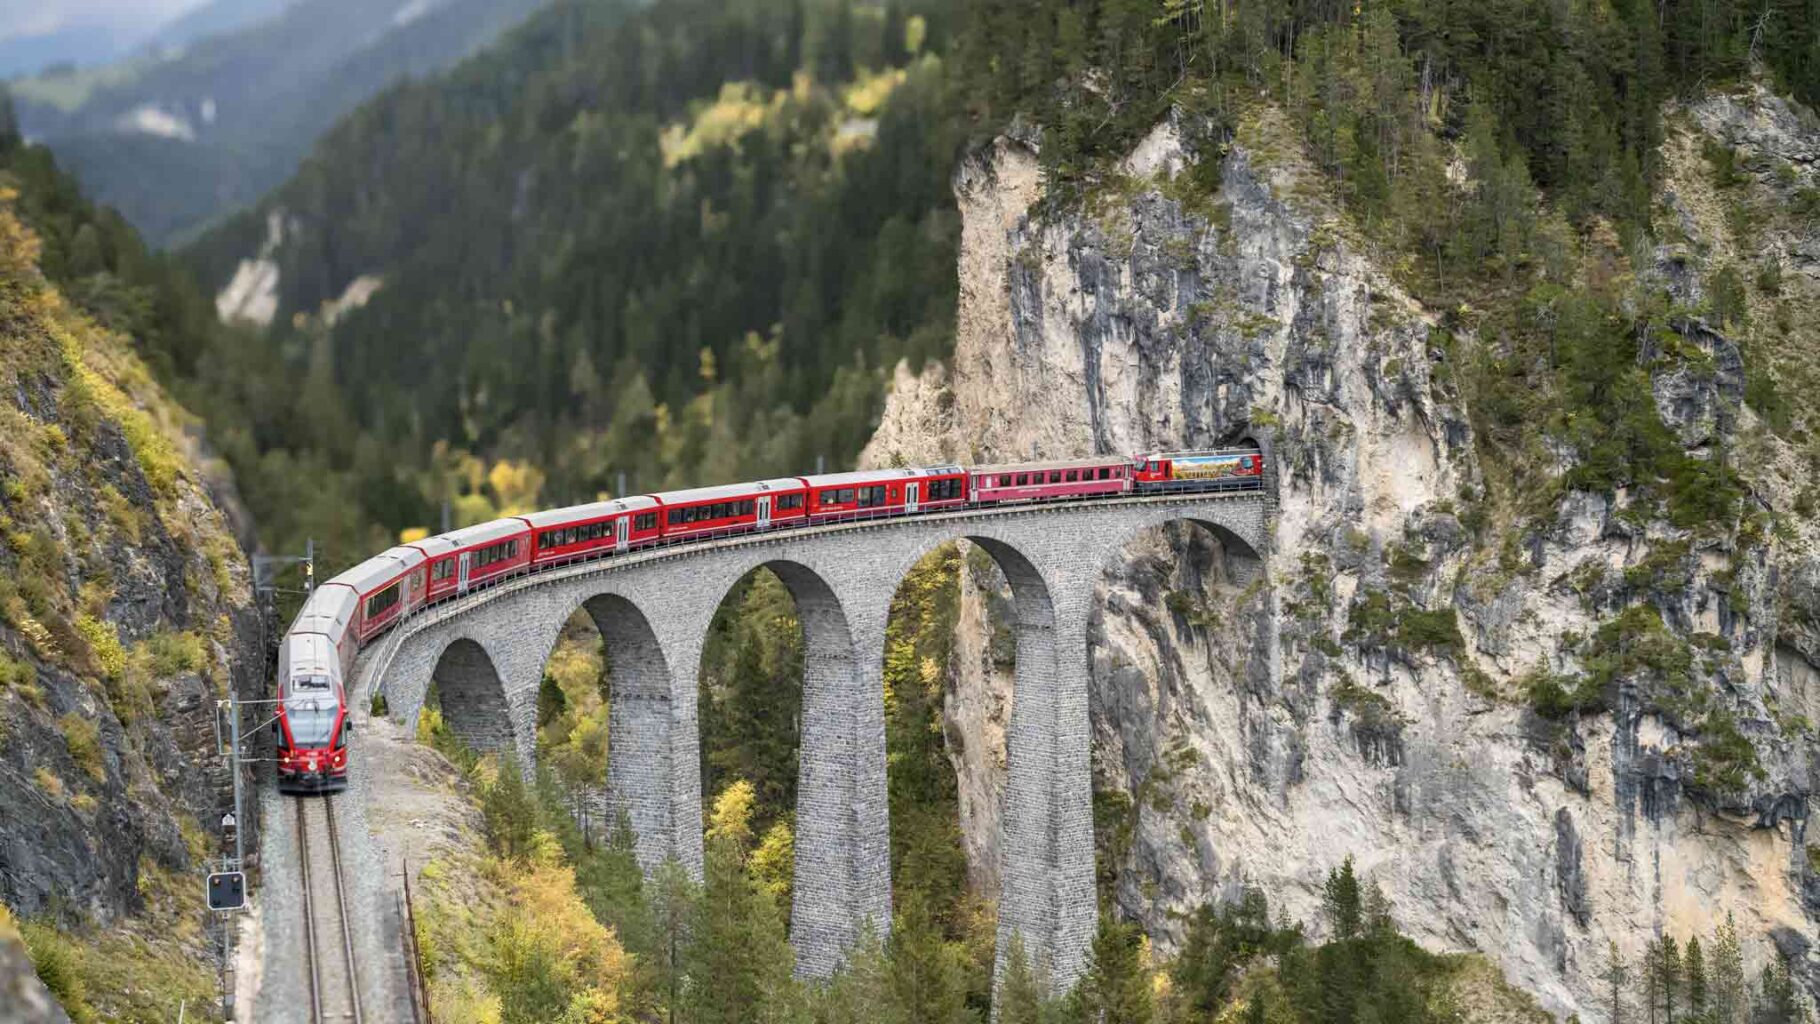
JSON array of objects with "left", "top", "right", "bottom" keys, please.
[{"left": 296, "top": 797, "right": 364, "bottom": 1024}]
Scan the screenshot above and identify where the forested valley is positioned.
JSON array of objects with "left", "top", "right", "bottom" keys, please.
[{"left": 3, "top": 0, "right": 1819, "bottom": 1016}]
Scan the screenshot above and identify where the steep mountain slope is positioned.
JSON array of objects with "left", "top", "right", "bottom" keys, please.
[
  {"left": 8, "top": 0, "right": 549, "bottom": 246},
  {"left": 176, "top": 0, "right": 962, "bottom": 568},
  {"left": 862, "top": 79, "right": 1820, "bottom": 1024},
  {"left": 0, "top": 131, "right": 263, "bottom": 1020}
]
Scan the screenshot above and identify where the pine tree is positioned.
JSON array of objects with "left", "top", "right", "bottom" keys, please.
[
  {"left": 1608, "top": 942, "right": 1631, "bottom": 1024},
  {"left": 1687, "top": 937, "right": 1709, "bottom": 1020},
  {"left": 886, "top": 892, "right": 973, "bottom": 1024},
  {"left": 680, "top": 787, "right": 801, "bottom": 1024},
  {"left": 1755, "top": 954, "right": 1806, "bottom": 1024},
  {"left": 1713, "top": 916, "right": 1747, "bottom": 1024},
  {"left": 1660, "top": 936, "right": 1681, "bottom": 1024},
  {"left": 997, "top": 933, "right": 1054, "bottom": 1024},
  {"left": 1323, "top": 857, "right": 1363, "bottom": 941},
  {"left": 648, "top": 859, "right": 695, "bottom": 1024},
  {"left": 815, "top": 925, "right": 903, "bottom": 1024},
  {"left": 1077, "top": 915, "right": 1155, "bottom": 1024}
]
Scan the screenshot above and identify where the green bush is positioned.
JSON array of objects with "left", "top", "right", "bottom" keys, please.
[
  {"left": 20, "top": 923, "right": 96, "bottom": 1024},
  {"left": 58, "top": 713, "right": 105, "bottom": 782},
  {"left": 74, "top": 615, "right": 125, "bottom": 681},
  {"left": 1397, "top": 608, "right": 1463, "bottom": 651},
  {"left": 143, "top": 631, "right": 206, "bottom": 677}
]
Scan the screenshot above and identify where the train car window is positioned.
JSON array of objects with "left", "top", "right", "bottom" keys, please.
[
  {"left": 1066, "top": 471, "right": 1078, "bottom": 482},
  {"left": 639, "top": 513, "right": 657, "bottom": 530},
  {"left": 873, "top": 486, "right": 886, "bottom": 505},
  {"left": 367, "top": 583, "right": 400, "bottom": 617},
  {"left": 1017, "top": 474, "right": 1029, "bottom": 486}
]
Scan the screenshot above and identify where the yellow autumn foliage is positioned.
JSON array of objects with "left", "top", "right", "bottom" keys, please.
[
  {"left": 706, "top": 778, "right": 756, "bottom": 849},
  {"left": 491, "top": 856, "right": 630, "bottom": 1007},
  {"left": 751, "top": 819, "right": 794, "bottom": 908},
  {"left": 486, "top": 459, "right": 545, "bottom": 516}
]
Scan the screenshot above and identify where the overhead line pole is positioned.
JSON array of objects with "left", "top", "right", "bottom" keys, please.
[{"left": 219, "top": 539, "right": 315, "bottom": 1020}]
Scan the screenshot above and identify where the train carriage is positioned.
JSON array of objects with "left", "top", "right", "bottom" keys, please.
[
  {"left": 290, "top": 584, "right": 359, "bottom": 678},
  {"left": 523, "top": 496, "right": 663, "bottom": 567},
  {"left": 410, "top": 519, "right": 532, "bottom": 601},
  {"left": 651, "top": 478, "right": 808, "bottom": 541},
  {"left": 1132, "top": 449, "right": 1264, "bottom": 490},
  {"left": 800, "top": 466, "right": 968, "bottom": 520},
  {"left": 331, "top": 546, "right": 428, "bottom": 644},
  {"left": 970, "top": 456, "right": 1133, "bottom": 504}
]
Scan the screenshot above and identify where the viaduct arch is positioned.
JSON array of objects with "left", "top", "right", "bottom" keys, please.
[{"left": 361, "top": 492, "right": 1269, "bottom": 988}]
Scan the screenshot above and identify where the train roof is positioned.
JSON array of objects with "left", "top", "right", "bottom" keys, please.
[
  {"left": 977, "top": 456, "right": 1134, "bottom": 474},
  {"left": 519, "top": 495, "right": 660, "bottom": 528},
  {"left": 330, "top": 546, "right": 426, "bottom": 594},
  {"left": 798, "top": 466, "right": 961, "bottom": 488},
  {"left": 280, "top": 632, "right": 339, "bottom": 683},
  {"left": 647, "top": 478, "right": 804, "bottom": 506},
  {"left": 290, "top": 585, "right": 357, "bottom": 638},
  {"left": 1141, "top": 447, "right": 1261, "bottom": 459},
  {"left": 410, "top": 518, "right": 530, "bottom": 557}
]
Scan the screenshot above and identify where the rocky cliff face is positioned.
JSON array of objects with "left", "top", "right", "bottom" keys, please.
[
  {"left": 861, "top": 88, "right": 1820, "bottom": 1019},
  {"left": 0, "top": 191, "right": 262, "bottom": 1015}
]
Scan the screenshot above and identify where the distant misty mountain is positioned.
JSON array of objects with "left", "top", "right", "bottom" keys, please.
[
  {"left": 9, "top": 0, "right": 548, "bottom": 246},
  {"left": 135, "top": 0, "right": 297, "bottom": 57},
  {"left": 0, "top": 24, "right": 124, "bottom": 78}
]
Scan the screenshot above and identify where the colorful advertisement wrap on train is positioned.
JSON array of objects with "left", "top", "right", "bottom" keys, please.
[{"left": 1169, "top": 453, "right": 1253, "bottom": 481}]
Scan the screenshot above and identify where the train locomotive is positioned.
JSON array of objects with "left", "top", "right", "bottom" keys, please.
[{"left": 273, "top": 447, "right": 1263, "bottom": 793}]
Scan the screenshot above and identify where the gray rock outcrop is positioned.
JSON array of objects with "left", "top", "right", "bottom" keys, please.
[{"left": 862, "top": 90, "right": 1820, "bottom": 1020}]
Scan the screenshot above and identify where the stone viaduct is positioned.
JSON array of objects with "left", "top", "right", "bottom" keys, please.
[{"left": 353, "top": 492, "right": 1269, "bottom": 989}]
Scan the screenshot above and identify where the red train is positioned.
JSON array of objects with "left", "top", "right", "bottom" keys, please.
[{"left": 274, "top": 448, "right": 1262, "bottom": 792}]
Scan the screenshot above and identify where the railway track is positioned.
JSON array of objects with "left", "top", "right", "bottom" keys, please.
[{"left": 296, "top": 797, "right": 364, "bottom": 1024}]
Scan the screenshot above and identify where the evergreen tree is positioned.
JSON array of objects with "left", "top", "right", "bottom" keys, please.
[
  {"left": 1171, "top": 886, "right": 1280, "bottom": 1013},
  {"left": 1609, "top": 942, "right": 1632, "bottom": 1024},
  {"left": 1688, "top": 937, "right": 1709, "bottom": 1020},
  {"left": 483, "top": 764, "right": 542, "bottom": 860},
  {"left": 996, "top": 934, "right": 1048, "bottom": 1024},
  {"left": 1322, "top": 858, "right": 1363, "bottom": 941},
  {"left": 648, "top": 858, "right": 695, "bottom": 1023},
  {"left": 1075, "top": 915, "right": 1154, "bottom": 1024},
  {"left": 815, "top": 926, "right": 904, "bottom": 1024},
  {"left": 1660, "top": 936, "right": 1681, "bottom": 1024},
  {"left": 1755, "top": 954, "right": 1807, "bottom": 1024},
  {"left": 680, "top": 786, "right": 801, "bottom": 1024},
  {"left": 886, "top": 892, "right": 975, "bottom": 1024},
  {"left": 1713, "top": 916, "right": 1748, "bottom": 1024}
]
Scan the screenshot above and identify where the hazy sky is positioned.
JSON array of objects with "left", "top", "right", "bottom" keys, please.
[{"left": 0, "top": 0, "right": 208, "bottom": 41}]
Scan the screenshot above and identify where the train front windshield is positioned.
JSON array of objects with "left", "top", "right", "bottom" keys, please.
[{"left": 285, "top": 678, "right": 338, "bottom": 746}]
